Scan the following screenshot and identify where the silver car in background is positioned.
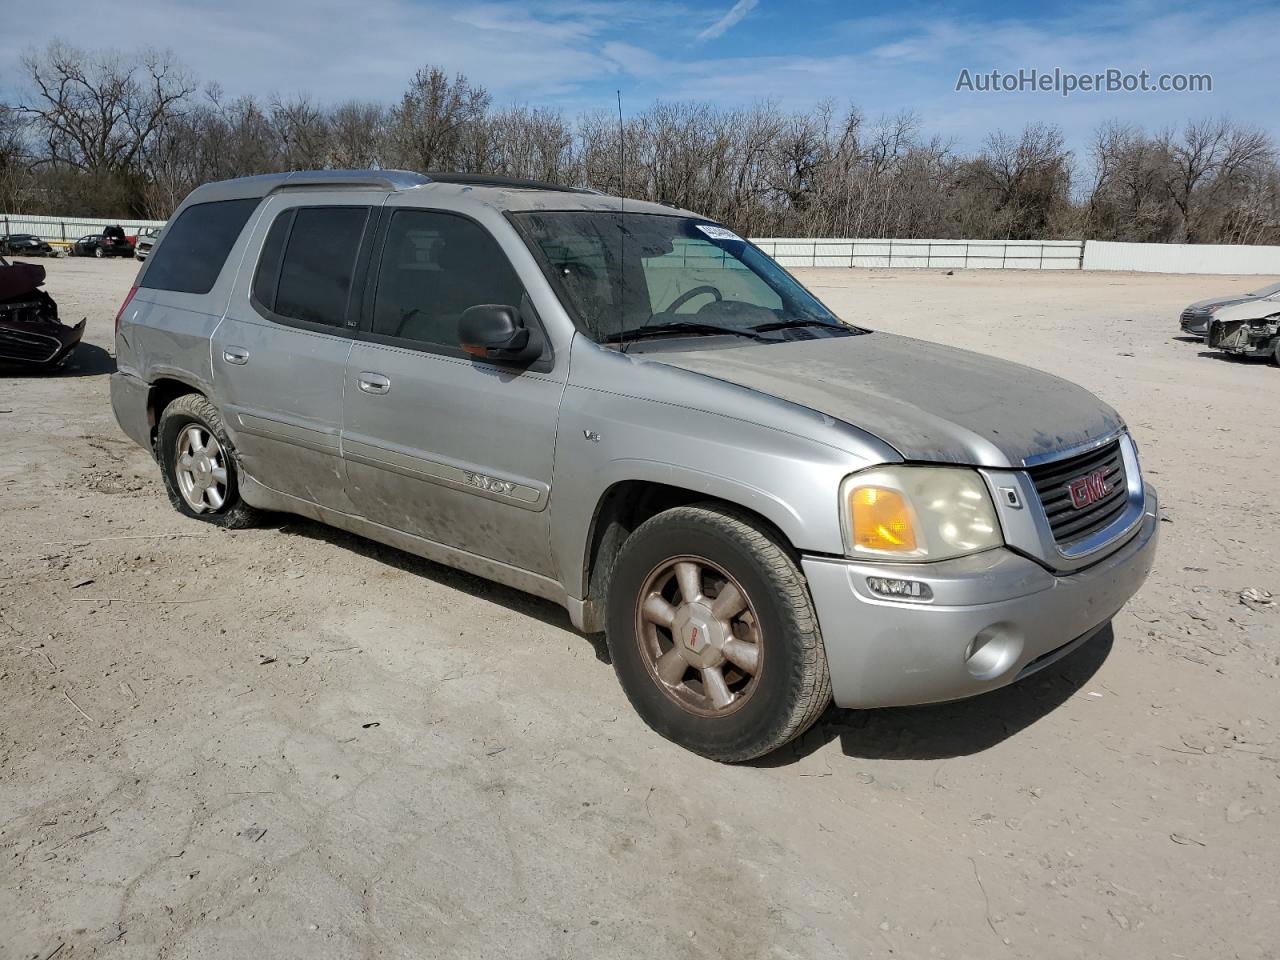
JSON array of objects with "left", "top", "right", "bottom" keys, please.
[
  {"left": 134, "top": 227, "right": 162, "bottom": 261},
  {"left": 1208, "top": 289, "right": 1280, "bottom": 364},
  {"left": 111, "top": 170, "right": 1158, "bottom": 761},
  {"left": 1179, "top": 280, "right": 1280, "bottom": 337}
]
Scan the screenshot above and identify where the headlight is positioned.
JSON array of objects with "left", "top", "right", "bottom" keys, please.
[{"left": 840, "top": 466, "right": 1003, "bottom": 561}]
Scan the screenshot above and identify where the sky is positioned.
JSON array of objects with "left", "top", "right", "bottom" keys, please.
[{"left": 2, "top": 0, "right": 1276, "bottom": 154}]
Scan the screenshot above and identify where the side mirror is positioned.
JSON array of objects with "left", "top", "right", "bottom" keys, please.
[{"left": 459, "top": 304, "right": 539, "bottom": 364}]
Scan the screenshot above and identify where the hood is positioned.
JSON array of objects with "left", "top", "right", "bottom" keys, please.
[
  {"left": 1214, "top": 296, "right": 1280, "bottom": 323},
  {"left": 654, "top": 332, "right": 1123, "bottom": 468},
  {"left": 1186, "top": 294, "right": 1255, "bottom": 312},
  {"left": 0, "top": 259, "right": 46, "bottom": 300}
]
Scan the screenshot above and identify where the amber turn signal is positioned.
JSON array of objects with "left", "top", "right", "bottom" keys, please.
[{"left": 849, "top": 486, "right": 918, "bottom": 552}]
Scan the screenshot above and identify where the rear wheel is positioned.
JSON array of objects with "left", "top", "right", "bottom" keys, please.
[
  {"left": 606, "top": 504, "right": 831, "bottom": 762},
  {"left": 158, "top": 394, "right": 263, "bottom": 528},
  {"left": 93, "top": 246, "right": 104, "bottom": 259}
]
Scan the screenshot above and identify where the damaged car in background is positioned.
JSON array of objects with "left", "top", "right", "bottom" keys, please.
[
  {"left": 0, "top": 253, "right": 85, "bottom": 370},
  {"left": 1209, "top": 295, "right": 1280, "bottom": 365},
  {"left": 1180, "top": 280, "right": 1280, "bottom": 338},
  {"left": 1, "top": 233, "right": 58, "bottom": 257}
]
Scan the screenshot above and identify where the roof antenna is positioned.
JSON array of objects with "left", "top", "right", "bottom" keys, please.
[{"left": 616, "top": 89, "right": 629, "bottom": 353}]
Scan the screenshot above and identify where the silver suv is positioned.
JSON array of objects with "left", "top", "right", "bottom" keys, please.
[{"left": 112, "top": 170, "right": 1159, "bottom": 761}]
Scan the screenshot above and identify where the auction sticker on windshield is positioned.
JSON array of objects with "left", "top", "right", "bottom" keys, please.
[{"left": 696, "top": 224, "right": 744, "bottom": 243}]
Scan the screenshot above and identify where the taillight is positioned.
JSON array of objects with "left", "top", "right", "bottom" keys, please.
[{"left": 115, "top": 286, "right": 138, "bottom": 333}]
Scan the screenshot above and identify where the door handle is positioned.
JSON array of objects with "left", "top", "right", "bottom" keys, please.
[
  {"left": 222, "top": 347, "right": 250, "bottom": 365},
  {"left": 357, "top": 372, "right": 391, "bottom": 395}
]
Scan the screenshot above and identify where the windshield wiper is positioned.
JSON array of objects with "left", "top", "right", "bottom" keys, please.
[
  {"left": 601, "top": 321, "right": 772, "bottom": 344},
  {"left": 749, "top": 318, "right": 846, "bottom": 334}
]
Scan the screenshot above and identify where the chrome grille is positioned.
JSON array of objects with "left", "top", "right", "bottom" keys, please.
[
  {"left": 0, "top": 327, "right": 60, "bottom": 363},
  {"left": 1180, "top": 307, "right": 1209, "bottom": 329},
  {"left": 1027, "top": 439, "right": 1128, "bottom": 548}
]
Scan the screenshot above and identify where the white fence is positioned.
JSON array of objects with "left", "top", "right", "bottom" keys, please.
[
  {"left": 753, "top": 238, "right": 1084, "bottom": 270},
  {"left": 753, "top": 238, "right": 1279, "bottom": 275},
  {"left": 1, "top": 213, "right": 166, "bottom": 244},
  {"left": 1083, "top": 240, "right": 1280, "bottom": 275}
]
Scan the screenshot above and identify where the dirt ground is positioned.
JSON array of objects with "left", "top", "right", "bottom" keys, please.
[{"left": 2, "top": 258, "right": 1277, "bottom": 960}]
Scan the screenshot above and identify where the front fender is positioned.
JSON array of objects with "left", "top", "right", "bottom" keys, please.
[{"left": 550, "top": 349, "right": 900, "bottom": 598}]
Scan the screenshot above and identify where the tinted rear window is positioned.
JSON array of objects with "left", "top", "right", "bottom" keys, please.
[
  {"left": 255, "top": 206, "right": 369, "bottom": 328},
  {"left": 141, "top": 198, "right": 260, "bottom": 295}
]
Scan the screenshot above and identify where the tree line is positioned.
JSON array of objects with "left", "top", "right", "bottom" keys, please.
[{"left": 3, "top": 42, "right": 1278, "bottom": 244}]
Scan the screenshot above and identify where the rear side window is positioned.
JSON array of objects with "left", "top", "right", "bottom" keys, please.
[
  {"left": 253, "top": 206, "right": 369, "bottom": 327},
  {"left": 141, "top": 198, "right": 260, "bottom": 294}
]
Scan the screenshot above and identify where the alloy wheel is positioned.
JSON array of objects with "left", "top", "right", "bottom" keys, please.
[
  {"left": 174, "top": 423, "right": 229, "bottom": 513},
  {"left": 634, "top": 555, "right": 763, "bottom": 717}
]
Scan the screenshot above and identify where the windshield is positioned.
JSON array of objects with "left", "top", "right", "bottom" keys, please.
[{"left": 512, "top": 211, "right": 853, "bottom": 345}]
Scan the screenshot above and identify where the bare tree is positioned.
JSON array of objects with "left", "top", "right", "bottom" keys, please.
[
  {"left": 0, "top": 101, "right": 31, "bottom": 211},
  {"left": 386, "top": 67, "right": 490, "bottom": 172},
  {"left": 961, "top": 123, "right": 1072, "bottom": 238},
  {"left": 1159, "top": 118, "right": 1274, "bottom": 242},
  {"left": 4, "top": 45, "right": 1280, "bottom": 245},
  {"left": 18, "top": 42, "right": 193, "bottom": 178},
  {"left": 270, "top": 94, "right": 329, "bottom": 170},
  {"left": 327, "top": 101, "right": 384, "bottom": 169}
]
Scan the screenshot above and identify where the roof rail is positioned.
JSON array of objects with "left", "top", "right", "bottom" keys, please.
[
  {"left": 269, "top": 169, "right": 432, "bottom": 193},
  {"left": 424, "top": 172, "right": 599, "bottom": 194}
]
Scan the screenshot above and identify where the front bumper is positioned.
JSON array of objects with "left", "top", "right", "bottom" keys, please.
[
  {"left": 803, "top": 485, "right": 1159, "bottom": 709},
  {"left": 1179, "top": 315, "right": 1209, "bottom": 336},
  {"left": 0, "top": 317, "right": 85, "bottom": 367}
]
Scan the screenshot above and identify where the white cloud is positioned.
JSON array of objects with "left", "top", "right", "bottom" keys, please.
[
  {"left": 695, "top": 0, "right": 759, "bottom": 42},
  {"left": 1, "top": 0, "right": 1274, "bottom": 155},
  {"left": 0, "top": 0, "right": 687, "bottom": 106},
  {"left": 605, "top": 0, "right": 1279, "bottom": 152}
]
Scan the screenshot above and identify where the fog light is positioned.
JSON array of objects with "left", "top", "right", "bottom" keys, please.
[
  {"left": 866, "top": 576, "right": 933, "bottom": 601},
  {"left": 963, "top": 625, "right": 1023, "bottom": 679}
]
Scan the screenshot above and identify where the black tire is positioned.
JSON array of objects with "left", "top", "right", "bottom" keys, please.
[
  {"left": 93, "top": 246, "right": 104, "bottom": 259},
  {"left": 605, "top": 503, "right": 831, "bottom": 762},
  {"left": 157, "top": 393, "right": 264, "bottom": 529}
]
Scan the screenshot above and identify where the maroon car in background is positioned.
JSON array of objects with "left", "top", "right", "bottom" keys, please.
[{"left": 0, "top": 253, "right": 85, "bottom": 369}]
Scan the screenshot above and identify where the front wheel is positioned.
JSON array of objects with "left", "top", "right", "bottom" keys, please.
[
  {"left": 606, "top": 504, "right": 831, "bottom": 762},
  {"left": 157, "top": 393, "right": 264, "bottom": 528}
]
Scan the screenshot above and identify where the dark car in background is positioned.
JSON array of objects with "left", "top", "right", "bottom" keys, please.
[
  {"left": 1, "top": 234, "right": 57, "bottom": 257},
  {"left": 71, "top": 226, "right": 135, "bottom": 259}
]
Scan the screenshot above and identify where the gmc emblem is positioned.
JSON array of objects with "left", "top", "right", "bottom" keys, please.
[{"left": 1067, "top": 468, "right": 1111, "bottom": 509}]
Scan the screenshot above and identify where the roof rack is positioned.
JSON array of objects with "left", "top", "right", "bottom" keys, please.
[
  {"left": 269, "top": 169, "right": 431, "bottom": 193},
  {"left": 424, "top": 172, "right": 599, "bottom": 194},
  {"left": 191, "top": 169, "right": 606, "bottom": 206}
]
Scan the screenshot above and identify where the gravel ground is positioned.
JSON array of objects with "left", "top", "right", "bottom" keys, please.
[{"left": 1, "top": 257, "right": 1277, "bottom": 960}]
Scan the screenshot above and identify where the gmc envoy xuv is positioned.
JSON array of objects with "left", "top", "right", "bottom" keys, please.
[{"left": 111, "top": 170, "right": 1159, "bottom": 761}]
